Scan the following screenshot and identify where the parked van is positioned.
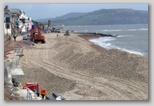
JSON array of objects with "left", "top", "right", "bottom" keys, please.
[{"left": 22, "top": 33, "right": 28, "bottom": 40}]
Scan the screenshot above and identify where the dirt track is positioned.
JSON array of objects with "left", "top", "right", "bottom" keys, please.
[{"left": 20, "top": 33, "right": 148, "bottom": 100}]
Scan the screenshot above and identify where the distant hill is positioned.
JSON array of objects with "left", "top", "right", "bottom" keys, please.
[
  {"left": 38, "top": 9, "right": 148, "bottom": 25},
  {"left": 37, "top": 12, "right": 87, "bottom": 24},
  {"left": 55, "top": 12, "right": 87, "bottom": 20}
]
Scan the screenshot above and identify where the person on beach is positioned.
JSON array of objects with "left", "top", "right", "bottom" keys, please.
[
  {"left": 13, "top": 35, "right": 16, "bottom": 42},
  {"left": 41, "top": 89, "right": 46, "bottom": 100},
  {"left": 12, "top": 29, "right": 17, "bottom": 42}
]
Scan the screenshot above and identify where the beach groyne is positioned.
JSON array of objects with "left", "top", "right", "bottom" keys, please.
[{"left": 75, "top": 32, "right": 118, "bottom": 37}]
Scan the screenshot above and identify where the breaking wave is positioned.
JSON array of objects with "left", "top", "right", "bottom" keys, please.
[
  {"left": 89, "top": 37, "right": 144, "bottom": 56},
  {"left": 89, "top": 37, "right": 116, "bottom": 49},
  {"left": 117, "top": 35, "right": 133, "bottom": 38},
  {"left": 112, "top": 46, "right": 144, "bottom": 56}
]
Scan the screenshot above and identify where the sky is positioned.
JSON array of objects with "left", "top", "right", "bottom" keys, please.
[{"left": 6, "top": 4, "right": 148, "bottom": 20}]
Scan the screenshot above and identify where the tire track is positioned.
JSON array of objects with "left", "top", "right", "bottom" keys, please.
[{"left": 20, "top": 33, "right": 148, "bottom": 100}]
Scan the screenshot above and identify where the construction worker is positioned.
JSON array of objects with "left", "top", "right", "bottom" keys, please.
[{"left": 41, "top": 89, "right": 46, "bottom": 99}]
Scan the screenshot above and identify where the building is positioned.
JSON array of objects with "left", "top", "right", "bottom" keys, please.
[
  {"left": 4, "top": 5, "right": 11, "bottom": 35},
  {"left": 4, "top": 5, "right": 33, "bottom": 38},
  {"left": 4, "top": 5, "right": 22, "bottom": 36}
]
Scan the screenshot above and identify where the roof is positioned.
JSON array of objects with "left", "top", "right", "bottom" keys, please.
[{"left": 9, "top": 8, "right": 22, "bottom": 16}]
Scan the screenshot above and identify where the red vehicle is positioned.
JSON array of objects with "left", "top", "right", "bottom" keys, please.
[
  {"left": 23, "top": 82, "right": 40, "bottom": 96},
  {"left": 30, "top": 25, "right": 45, "bottom": 43}
]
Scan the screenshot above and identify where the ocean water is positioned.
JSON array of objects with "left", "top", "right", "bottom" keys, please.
[{"left": 64, "top": 24, "right": 148, "bottom": 57}]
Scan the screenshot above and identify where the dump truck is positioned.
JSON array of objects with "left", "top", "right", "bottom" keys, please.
[{"left": 30, "top": 25, "right": 45, "bottom": 43}]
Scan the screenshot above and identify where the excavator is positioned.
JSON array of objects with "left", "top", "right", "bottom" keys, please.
[{"left": 30, "top": 24, "right": 45, "bottom": 43}]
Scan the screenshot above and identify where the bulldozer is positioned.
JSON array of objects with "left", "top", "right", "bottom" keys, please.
[{"left": 30, "top": 25, "right": 45, "bottom": 43}]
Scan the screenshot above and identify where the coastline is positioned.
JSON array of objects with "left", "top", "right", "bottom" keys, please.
[
  {"left": 4, "top": 33, "right": 148, "bottom": 100},
  {"left": 78, "top": 34, "right": 148, "bottom": 57}
]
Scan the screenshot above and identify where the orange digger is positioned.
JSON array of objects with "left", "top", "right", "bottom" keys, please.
[{"left": 30, "top": 25, "right": 45, "bottom": 43}]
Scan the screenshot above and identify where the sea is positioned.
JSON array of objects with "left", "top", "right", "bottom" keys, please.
[{"left": 64, "top": 24, "right": 148, "bottom": 57}]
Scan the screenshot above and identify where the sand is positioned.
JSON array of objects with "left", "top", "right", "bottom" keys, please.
[{"left": 16, "top": 32, "right": 148, "bottom": 100}]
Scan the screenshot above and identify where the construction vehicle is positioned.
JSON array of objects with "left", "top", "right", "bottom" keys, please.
[
  {"left": 23, "top": 82, "right": 65, "bottom": 100},
  {"left": 23, "top": 82, "right": 40, "bottom": 97},
  {"left": 30, "top": 25, "right": 45, "bottom": 43},
  {"left": 64, "top": 30, "right": 70, "bottom": 36}
]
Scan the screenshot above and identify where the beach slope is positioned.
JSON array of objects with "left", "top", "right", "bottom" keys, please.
[{"left": 20, "top": 33, "right": 148, "bottom": 100}]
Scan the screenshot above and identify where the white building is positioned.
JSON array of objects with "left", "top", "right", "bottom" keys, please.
[{"left": 18, "top": 12, "right": 28, "bottom": 33}]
